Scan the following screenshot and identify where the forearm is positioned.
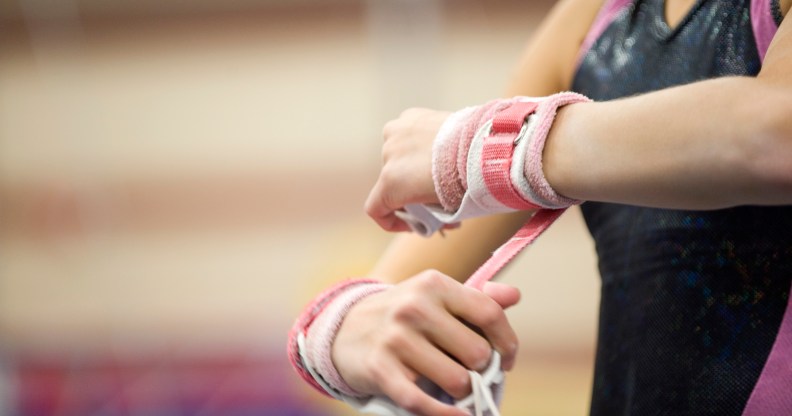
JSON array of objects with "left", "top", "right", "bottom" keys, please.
[
  {"left": 370, "top": 211, "right": 533, "bottom": 283},
  {"left": 545, "top": 76, "right": 792, "bottom": 209}
]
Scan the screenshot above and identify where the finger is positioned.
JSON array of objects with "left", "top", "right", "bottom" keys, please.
[
  {"left": 377, "top": 359, "right": 469, "bottom": 416},
  {"left": 387, "top": 274, "right": 493, "bottom": 374},
  {"left": 394, "top": 328, "right": 475, "bottom": 400},
  {"left": 406, "top": 272, "right": 516, "bottom": 371},
  {"left": 442, "top": 286, "right": 519, "bottom": 371},
  {"left": 421, "top": 309, "right": 494, "bottom": 375},
  {"left": 364, "top": 181, "right": 408, "bottom": 232},
  {"left": 482, "top": 281, "right": 521, "bottom": 309},
  {"left": 378, "top": 212, "right": 411, "bottom": 233}
]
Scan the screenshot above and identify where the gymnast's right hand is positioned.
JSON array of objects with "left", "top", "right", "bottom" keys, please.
[{"left": 332, "top": 270, "right": 521, "bottom": 416}]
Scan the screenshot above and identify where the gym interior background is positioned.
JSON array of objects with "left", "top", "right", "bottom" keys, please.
[{"left": 0, "top": 0, "right": 600, "bottom": 414}]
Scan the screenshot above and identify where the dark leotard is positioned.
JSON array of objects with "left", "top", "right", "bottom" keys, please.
[{"left": 572, "top": 1, "right": 790, "bottom": 414}]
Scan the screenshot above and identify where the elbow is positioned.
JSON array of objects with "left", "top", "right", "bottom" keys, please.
[{"left": 741, "top": 89, "right": 792, "bottom": 202}]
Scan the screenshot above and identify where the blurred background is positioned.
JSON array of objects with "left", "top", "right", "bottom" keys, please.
[{"left": 0, "top": 0, "right": 601, "bottom": 414}]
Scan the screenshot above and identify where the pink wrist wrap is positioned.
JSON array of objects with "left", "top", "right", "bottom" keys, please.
[
  {"left": 433, "top": 92, "right": 590, "bottom": 215},
  {"left": 398, "top": 92, "right": 592, "bottom": 291},
  {"left": 287, "top": 279, "right": 391, "bottom": 398},
  {"left": 433, "top": 99, "right": 520, "bottom": 210}
]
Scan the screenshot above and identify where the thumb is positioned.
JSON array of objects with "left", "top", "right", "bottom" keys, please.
[{"left": 481, "top": 281, "right": 521, "bottom": 309}]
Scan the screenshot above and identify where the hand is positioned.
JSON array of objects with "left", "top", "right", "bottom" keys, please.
[
  {"left": 365, "top": 108, "right": 451, "bottom": 232},
  {"left": 332, "top": 270, "right": 520, "bottom": 416}
]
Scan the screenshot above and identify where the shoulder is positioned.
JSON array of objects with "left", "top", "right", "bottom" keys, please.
[
  {"left": 549, "top": 0, "right": 612, "bottom": 88},
  {"left": 507, "top": 0, "right": 608, "bottom": 94},
  {"left": 781, "top": 0, "right": 791, "bottom": 18}
]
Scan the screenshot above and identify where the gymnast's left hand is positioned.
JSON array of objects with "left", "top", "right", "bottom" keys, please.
[{"left": 365, "top": 108, "right": 451, "bottom": 232}]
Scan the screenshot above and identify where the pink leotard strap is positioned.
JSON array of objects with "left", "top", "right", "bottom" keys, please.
[
  {"left": 575, "top": 0, "right": 635, "bottom": 69},
  {"left": 750, "top": 0, "right": 781, "bottom": 63},
  {"left": 742, "top": 281, "right": 792, "bottom": 415},
  {"left": 742, "top": 2, "right": 787, "bottom": 414}
]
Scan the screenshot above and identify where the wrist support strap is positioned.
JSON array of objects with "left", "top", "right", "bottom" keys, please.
[
  {"left": 400, "top": 92, "right": 590, "bottom": 292},
  {"left": 398, "top": 92, "right": 590, "bottom": 238}
]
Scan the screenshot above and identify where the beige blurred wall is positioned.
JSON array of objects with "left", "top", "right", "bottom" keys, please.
[{"left": 0, "top": 1, "right": 601, "bottom": 414}]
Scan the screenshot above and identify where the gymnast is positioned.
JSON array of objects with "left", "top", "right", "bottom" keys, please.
[{"left": 291, "top": 0, "right": 792, "bottom": 414}]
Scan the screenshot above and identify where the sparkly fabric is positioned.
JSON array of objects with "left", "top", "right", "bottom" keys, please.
[
  {"left": 572, "top": 1, "right": 790, "bottom": 415},
  {"left": 772, "top": 0, "right": 784, "bottom": 22}
]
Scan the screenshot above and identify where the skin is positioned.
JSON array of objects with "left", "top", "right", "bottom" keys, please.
[{"left": 333, "top": 0, "right": 792, "bottom": 415}]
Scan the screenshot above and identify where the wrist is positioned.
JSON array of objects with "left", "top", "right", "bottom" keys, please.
[
  {"left": 542, "top": 101, "right": 589, "bottom": 202},
  {"left": 288, "top": 279, "right": 391, "bottom": 398}
]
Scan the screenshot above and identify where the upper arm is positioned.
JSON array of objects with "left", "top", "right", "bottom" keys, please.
[
  {"left": 782, "top": 0, "right": 792, "bottom": 17},
  {"left": 504, "top": 0, "right": 606, "bottom": 96}
]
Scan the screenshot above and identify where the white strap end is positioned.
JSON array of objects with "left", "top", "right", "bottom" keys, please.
[{"left": 395, "top": 204, "right": 449, "bottom": 237}]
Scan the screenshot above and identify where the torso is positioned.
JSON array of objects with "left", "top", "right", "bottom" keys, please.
[{"left": 571, "top": 1, "right": 792, "bottom": 414}]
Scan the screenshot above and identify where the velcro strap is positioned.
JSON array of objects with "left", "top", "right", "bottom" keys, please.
[{"left": 482, "top": 101, "right": 542, "bottom": 210}]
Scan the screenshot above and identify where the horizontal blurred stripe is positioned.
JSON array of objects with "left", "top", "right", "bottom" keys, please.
[
  {"left": 0, "top": 171, "right": 374, "bottom": 238},
  {"left": 6, "top": 347, "right": 333, "bottom": 416}
]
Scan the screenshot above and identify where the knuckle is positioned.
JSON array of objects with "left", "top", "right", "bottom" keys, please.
[
  {"left": 381, "top": 325, "right": 411, "bottom": 352},
  {"left": 399, "top": 107, "right": 419, "bottom": 119},
  {"left": 366, "top": 354, "right": 389, "bottom": 383},
  {"left": 414, "top": 269, "right": 449, "bottom": 291},
  {"left": 379, "top": 165, "right": 397, "bottom": 185},
  {"left": 399, "top": 400, "right": 421, "bottom": 414},
  {"left": 363, "top": 190, "right": 377, "bottom": 211},
  {"left": 401, "top": 107, "right": 430, "bottom": 120},
  {"left": 476, "top": 299, "right": 505, "bottom": 327},
  {"left": 363, "top": 199, "right": 376, "bottom": 218},
  {"left": 391, "top": 296, "right": 427, "bottom": 325},
  {"left": 397, "top": 394, "right": 425, "bottom": 415},
  {"left": 380, "top": 142, "right": 394, "bottom": 163},
  {"left": 382, "top": 120, "right": 398, "bottom": 140}
]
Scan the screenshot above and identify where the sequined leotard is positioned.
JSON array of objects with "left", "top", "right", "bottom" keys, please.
[{"left": 572, "top": 1, "right": 790, "bottom": 415}]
